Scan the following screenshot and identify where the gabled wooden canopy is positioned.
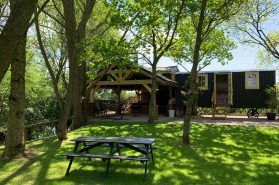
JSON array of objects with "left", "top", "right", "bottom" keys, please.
[{"left": 88, "top": 64, "right": 178, "bottom": 93}]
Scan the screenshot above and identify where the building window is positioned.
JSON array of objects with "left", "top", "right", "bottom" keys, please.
[
  {"left": 197, "top": 74, "right": 208, "bottom": 90},
  {"left": 245, "top": 72, "right": 259, "bottom": 89}
]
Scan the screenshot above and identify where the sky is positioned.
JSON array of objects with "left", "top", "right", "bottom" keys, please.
[
  {"left": 156, "top": 43, "right": 262, "bottom": 73},
  {"left": 155, "top": 4, "right": 279, "bottom": 73}
]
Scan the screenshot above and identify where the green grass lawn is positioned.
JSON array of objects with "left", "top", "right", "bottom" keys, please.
[{"left": 0, "top": 121, "right": 279, "bottom": 185}]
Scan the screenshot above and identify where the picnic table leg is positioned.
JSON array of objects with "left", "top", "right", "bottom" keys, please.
[
  {"left": 144, "top": 160, "right": 148, "bottom": 181},
  {"left": 65, "top": 141, "right": 80, "bottom": 176},
  {"left": 65, "top": 157, "right": 74, "bottom": 176},
  {"left": 105, "top": 158, "right": 111, "bottom": 177},
  {"left": 105, "top": 143, "right": 115, "bottom": 177},
  {"left": 83, "top": 141, "right": 92, "bottom": 161},
  {"left": 144, "top": 144, "right": 154, "bottom": 164},
  {"left": 150, "top": 144, "right": 154, "bottom": 164},
  {"left": 116, "top": 143, "right": 122, "bottom": 162}
]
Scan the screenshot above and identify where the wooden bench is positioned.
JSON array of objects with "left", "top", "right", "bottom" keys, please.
[
  {"left": 84, "top": 143, "right": 157, "bottom": 163},
  {"left": 62, "top": 153, "right": 149, "bottom": 180}
]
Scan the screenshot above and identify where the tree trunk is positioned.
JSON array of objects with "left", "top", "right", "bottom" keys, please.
[
  {"left": 63, "top": 0, "right": 96, "bottom": 130},
  {"left": 75, "top": 0, "right": 96, "bottom": 125},
  {"left": 34, "top": 15, "right": 64, "bottom": 110},
  {"left": 192, "top": 94, "right": 198, "bottom": 116},
  {"left": 4, "top": 35, "right": 27, "bottom": 159},
  {"left": 57, "top": 84, "right": 72, "bottom": 141},
  {"left": 148, "top": 63, "right": 158, "bottom": 123},
  {"left": 0, "top": 0, "right": 37, "bottom": 82},
  {"left": 183, "top": 0, "right": 207, "bottom": 145}
]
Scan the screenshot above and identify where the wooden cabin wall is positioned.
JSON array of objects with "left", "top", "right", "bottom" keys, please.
[
  {"left": 156, "top": 86, "right": 171, "bottom": 114},
  {"left": 175, "top": 71, "right": 276, "bottom": 110},
  {"left": 198, "top": 73, "right": 214, "bottom": 107},
  {"left": 232, "top": 71, "right": 275, "bottom": 108},
  {"left": 175, "top": 73, "right": 214, "bottom": 109}
]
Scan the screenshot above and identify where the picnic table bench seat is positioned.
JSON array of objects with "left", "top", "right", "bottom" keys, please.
[
  {"left": 62, "top": 153, "right": 149, "bottom": 161},
  {"left": 83, "top": 143, "right": 157, "bottom": 163},
  {"left": 62, "top": 152, "right": 149, "bottom": 179}
]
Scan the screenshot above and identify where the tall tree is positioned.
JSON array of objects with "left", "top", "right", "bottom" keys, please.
[
  {"left": 111, "top": 0, "right": 185, "bottom": 123},
  {"left": 3, "top": 0, "right": 39, "bottom": 159},
  {"left": 0, "top": 0, "right": 38, "bottom": 82},
  {"left": 236, "top": 0, "right": 279, "bottom": 64},
  {"left": 58, "top": 0, "right": 96, "bottom": 140},
  {"left": 34, "top": 1, "right": 66, "bottom": 111},
  {"left": 173, "top": 0, "right": 243, "bottom": 145}
]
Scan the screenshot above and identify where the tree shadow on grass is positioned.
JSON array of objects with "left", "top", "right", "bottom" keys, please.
[
  {"left": 184, "top": 124, "right": 279, "bottom": 185},
  {"left": 0, "top": 136, "right": 61, "bottom": 185},
  {"left": 81, "top": 122, "right": 279, "bottom": 185},
  {"left": 1, "top": 122, "right": 278, "bottom": 185}
]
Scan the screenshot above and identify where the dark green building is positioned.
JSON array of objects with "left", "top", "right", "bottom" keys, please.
[{"left": 175, "top": 70, "right": 276, "bottom": 113}]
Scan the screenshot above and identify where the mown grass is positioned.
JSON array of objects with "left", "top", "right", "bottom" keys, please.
[{"left": 0, "top": 121, "right": 279, "bottom": 185}]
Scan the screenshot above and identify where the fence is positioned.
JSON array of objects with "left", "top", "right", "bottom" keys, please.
[{"left": 0, "top": 117, "right": 73, "bottom": 145}]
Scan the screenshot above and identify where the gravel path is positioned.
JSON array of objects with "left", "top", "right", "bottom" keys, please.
[{"left": 91, "top": 114, "right": 279, "bottom": 128}]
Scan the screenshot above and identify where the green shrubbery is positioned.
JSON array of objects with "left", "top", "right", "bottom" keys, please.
[{"left": 0, "top": 63, "right": 61, "bottom": 129}]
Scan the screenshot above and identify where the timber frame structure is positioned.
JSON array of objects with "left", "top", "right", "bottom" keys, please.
[{"left": 87, "top": 64, "right": 178, "bottom": 115}]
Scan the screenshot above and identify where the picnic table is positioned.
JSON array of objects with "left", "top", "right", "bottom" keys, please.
[{"left": 62, "top": 136, "right": 156, "bottom": 180}]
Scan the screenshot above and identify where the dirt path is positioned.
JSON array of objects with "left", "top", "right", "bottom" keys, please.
[
  {"left": 191, "top": 116, "right": 279, "bottom": 128},
  {"left": 91, "top": 114, "right": 279, "bottom": 128}
]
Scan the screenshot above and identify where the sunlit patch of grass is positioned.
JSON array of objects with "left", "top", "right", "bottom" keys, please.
[{"left": 0, "top": 122, "right": 279, "bottom": 185}]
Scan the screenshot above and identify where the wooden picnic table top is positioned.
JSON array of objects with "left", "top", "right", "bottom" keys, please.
[{"left": 71, "top": 136, "right": 155, "bottom": 145}]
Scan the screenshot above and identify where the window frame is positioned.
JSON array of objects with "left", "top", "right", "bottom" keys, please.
[
  {"left": 245, "top": 71, "right": 260, "bottom": 89},
  {"left": 197, "top": 74, "right": 208, "bottom": 90}
]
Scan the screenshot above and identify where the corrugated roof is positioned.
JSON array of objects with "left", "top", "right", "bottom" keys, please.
[
  {"left": 175, "top": 69, "right": 277, "bottom": 74},
  {"left": 141, "top": 66, "right": 177, "bottom": 84},
  {"left": 157, "top": 66, "right": 180, "bottom": 73}
]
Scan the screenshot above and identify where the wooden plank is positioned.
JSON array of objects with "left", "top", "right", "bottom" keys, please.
[
  {"left": 71, "top": 136, "right": 155, "bottom": 145},
  {"left": 108, "top": 69, "right": 120, "bottom": 81},
  {"left": 62, "top": 153, "right": 149, "bottom": 161},
  {"left": 122, "top": 70, "right": 132, "bottom": 80},
  {"left": 142, "top": 84, "right": 151, "bottom": 93},
  {"left": 86, "top": 143, "right": 158, "bottom": 149}
]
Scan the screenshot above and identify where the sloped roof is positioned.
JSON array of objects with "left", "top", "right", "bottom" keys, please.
[
  {"left": 141, "top": 66, "right": 177, "bottom": 84},
  {"left": 157, "top": 66, "right": 180, "bottom": 73},
  {"left": 89, "top": 64, "right": 178, "bottom": 90},
  {"left": 176, "top": 69, "right": 276, "bottom": 74}
]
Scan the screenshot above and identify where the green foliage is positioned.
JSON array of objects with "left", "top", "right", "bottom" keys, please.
[
  {"left": 94, "top": 89, "right": 136, "bottom": 102},
  {"left": 0, "top": 71, "right": 10, "bottom": 127},
  {"left": 0, "top": 57, "right": 61, "bottom": 128},
  {"left": 107, "top": 0, "right": 184, "bottom": 65},
  {"left": 169, "top": 0, "right": 239, "bottom": 69},
  {"left": 94, "top": 89, "right": 117, "bottom": 101},
  {"left": 257, "top": 44, "right": 279, "bottom": 69},
  {"left": 25, "top": 61, "right": 61, "bottom": 123},
  {"left": 1, "top": 122, "right": 279, "bottom": 184},
  {"left": 81, "top": 36, "right": 136, "bottom": 79},
  {"left": 265, "top": 84, "right": 279, "bottom": 113},
  {"left": 235, "top": 0, "right": 279, "bottom": 66}
]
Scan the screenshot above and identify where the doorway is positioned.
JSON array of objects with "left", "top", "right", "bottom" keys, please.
[{"left": 214, "top": 73, "right": 233, "bottom": 105}]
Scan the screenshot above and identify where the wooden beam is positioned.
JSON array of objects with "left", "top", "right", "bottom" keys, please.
[
  {"left": 122, "top": 70, "right": 132, "bottom": 80},
  {"left": 108, "top": 69, "right": 120, "bottom": 81},
  {"left": 142, "top": 84, "right": 151, "bottom": 93},
  {"left": 97, "top": 79, "right": 152, "bottom": 86},
  {"left": 119, "top": 71, "right": 123, "bottom": 81},
  {"left": 90, "top": 85, "right": 100, "bottom": 102}
]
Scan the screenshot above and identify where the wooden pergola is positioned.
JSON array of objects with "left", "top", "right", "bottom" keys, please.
[{"left": 87, "top": 64, "right": 178, "bottom": 115}]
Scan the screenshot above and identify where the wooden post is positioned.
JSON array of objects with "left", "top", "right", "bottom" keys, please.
[{"left": 115, "top": 86, "right": 122, "bottom": 114}]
